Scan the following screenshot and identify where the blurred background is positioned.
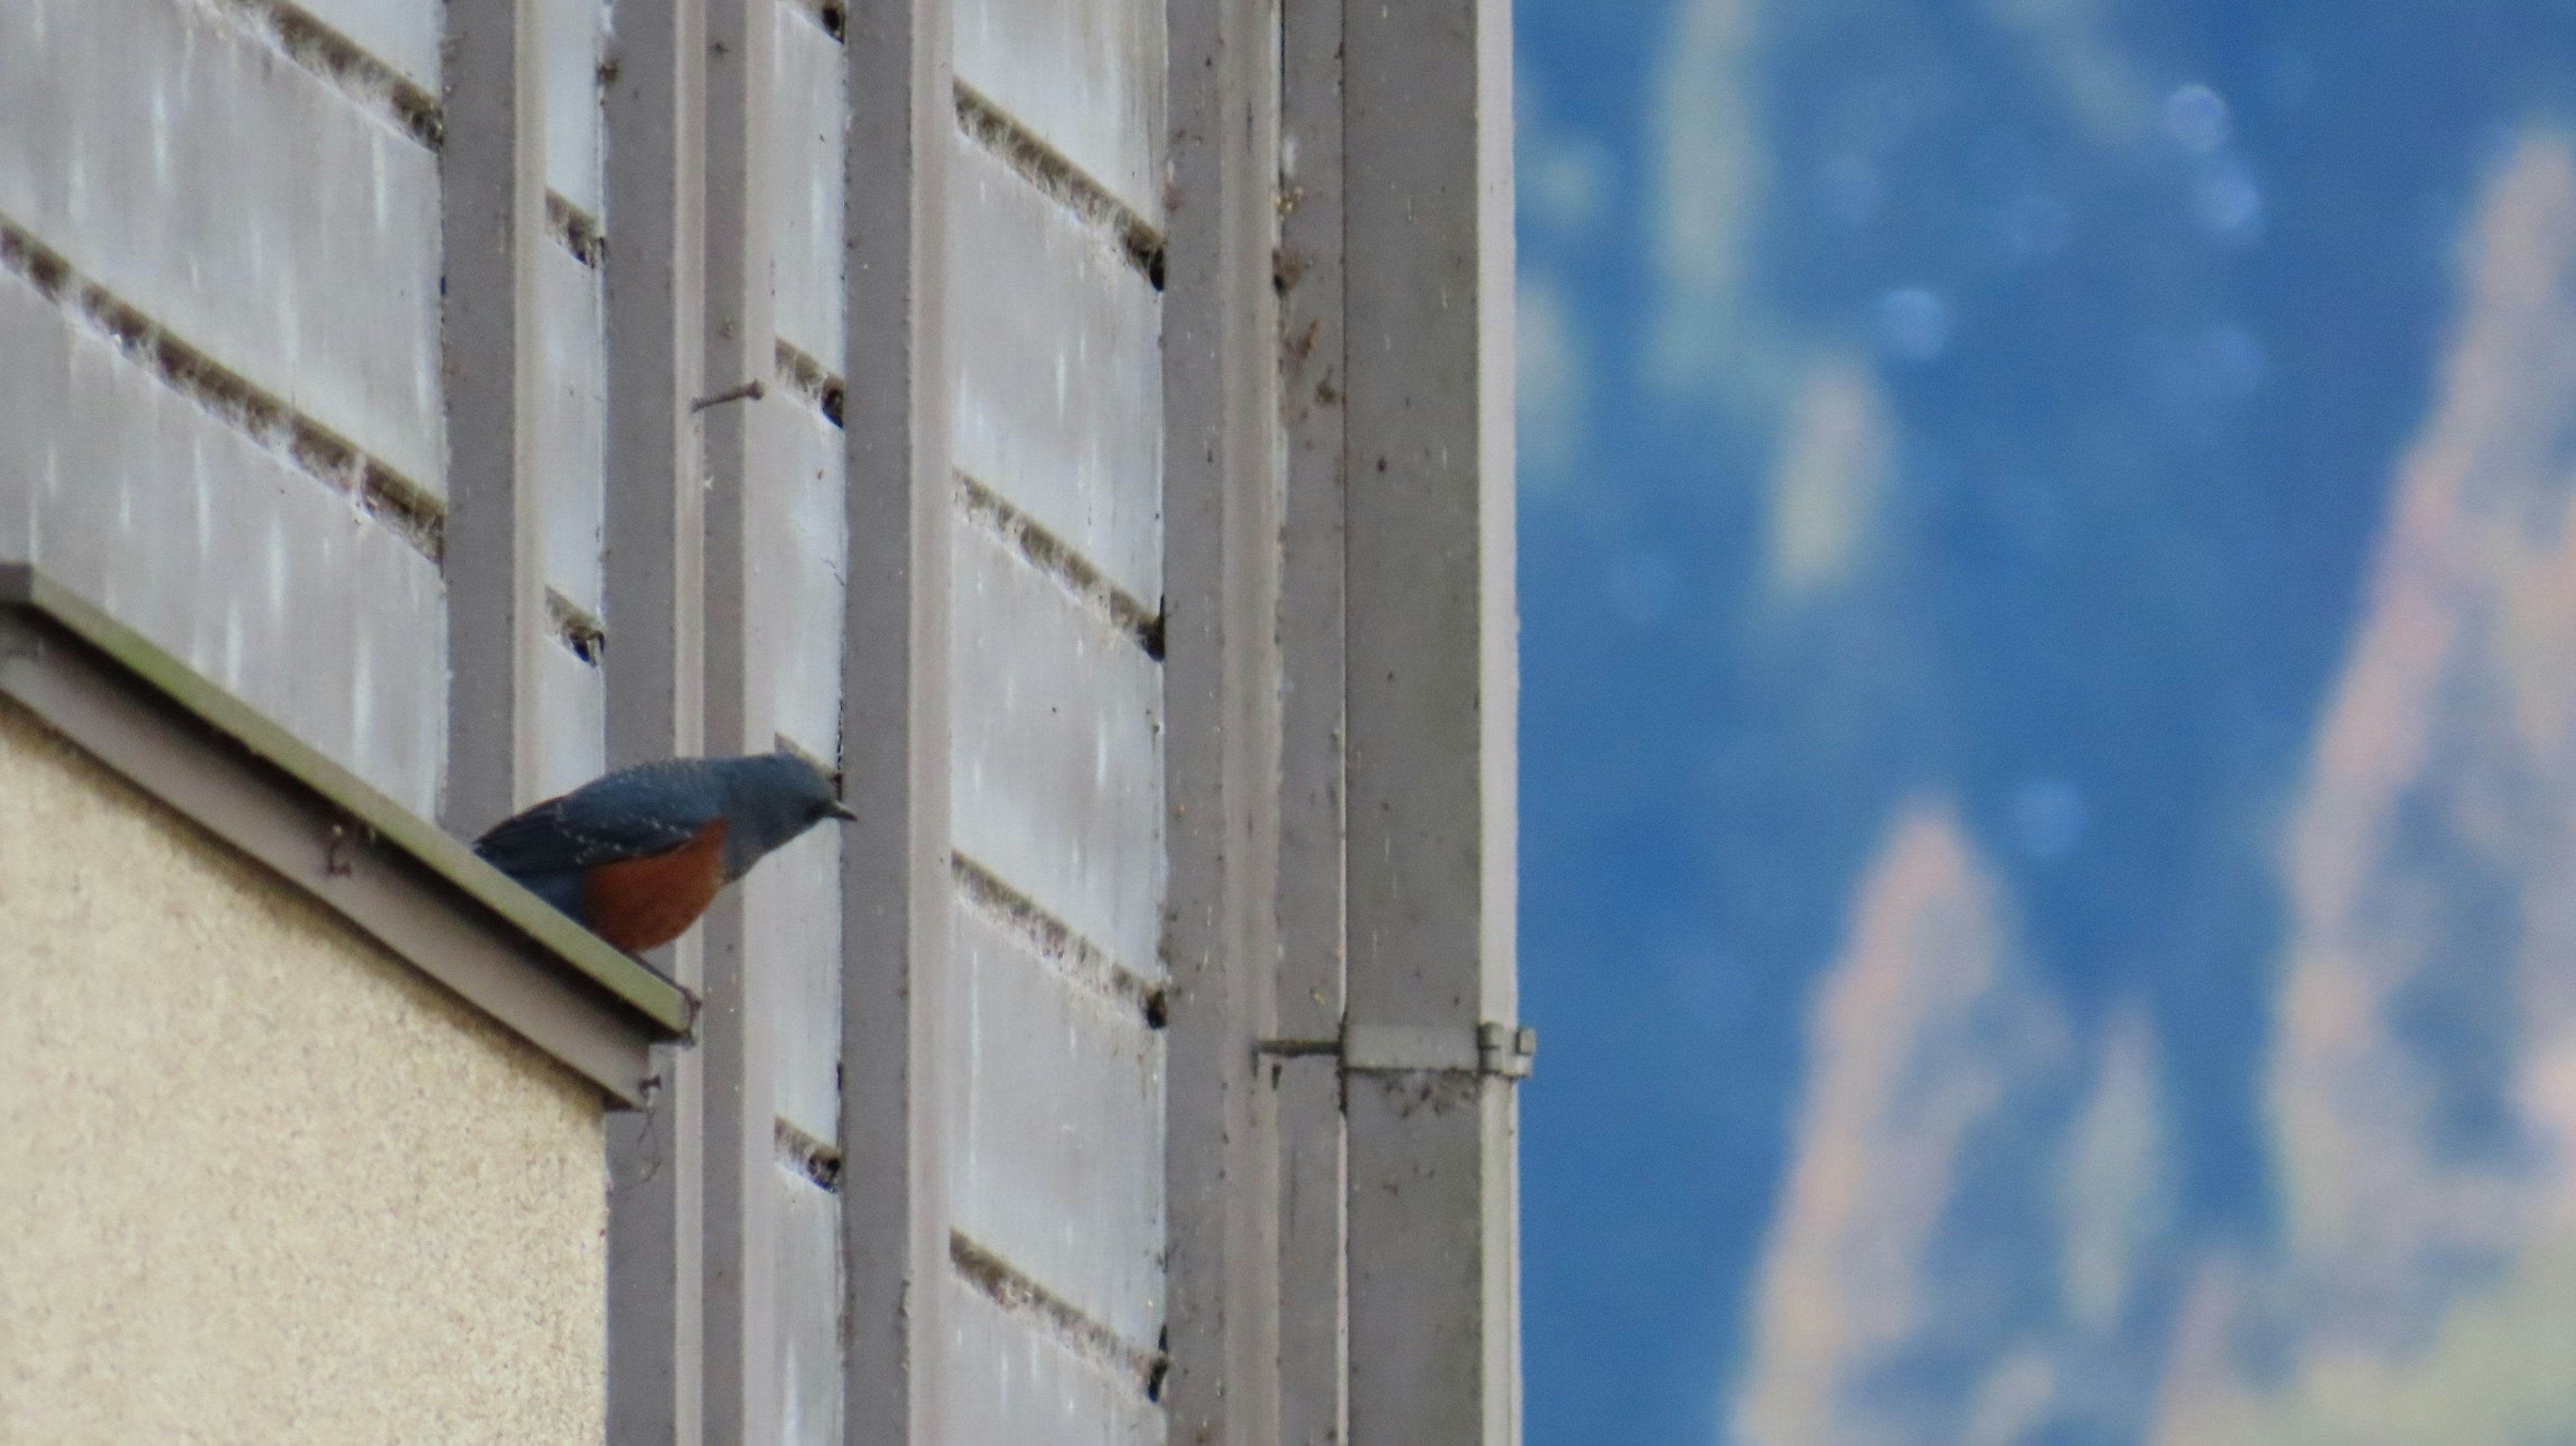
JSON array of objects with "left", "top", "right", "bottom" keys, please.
[{"left": 1513, "top": 2, "right": 2576, "bottom": 1441}]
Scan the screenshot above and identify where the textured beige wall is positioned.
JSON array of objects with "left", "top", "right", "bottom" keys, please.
[{"left": 0, "top": 701, "right": 607, "bottom": 1445}]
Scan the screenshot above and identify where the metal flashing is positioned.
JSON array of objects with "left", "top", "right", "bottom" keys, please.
[{"left": 0, "top": 561, "right": 694, "bottom": 1105}]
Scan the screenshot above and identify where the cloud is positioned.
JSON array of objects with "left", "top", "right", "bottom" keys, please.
[
  {"left": 1645, "top": 0, "right": 1772, "bottom": 402},
  {"left": 2147, "top": 126, "right": 2576, "bottom": 1443},
  {"left": 1978, "top": 0, "right": 2155, "bottom": 142},
  {"left": 2057, "top": 1007, "right": 2172, "bottom": 1334},
  {"left": 1731, "top": 801, "right": 2070, "bottom": 1446},
  {"left": 1765, "top": 358, "right": 1893, "bottom": 597}
]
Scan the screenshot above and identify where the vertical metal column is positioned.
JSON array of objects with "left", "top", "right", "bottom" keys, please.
[
  {"left": 700, "top": 0, "right": 779, "bottom": 1437},
  {"left": 1166, "top": 0, "right": 1285, "bottom": 1441},
  {"left": 1277, "top": 0, "right": 1351, "bottom": 1437},
  {"left": 604, "top": 0, "right": 711, "bottom": 1439},
  {"left": 443, "top": 0, "right": 547, "bottom": 835},
  {"left": 840, "top": 1, "right": 954, "bottom": 1441},
  {"left": 1342, "top": 0, "right": 1523, "bottom": 1441}
]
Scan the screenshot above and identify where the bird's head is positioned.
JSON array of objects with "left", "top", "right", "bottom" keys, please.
[{"left": 717, "top": 750, "right": 857, "bottom": 879}]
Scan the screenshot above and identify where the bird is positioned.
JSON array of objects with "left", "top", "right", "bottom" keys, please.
[{"left": 473, "top": 750, "right": 857, "bottom": 954}]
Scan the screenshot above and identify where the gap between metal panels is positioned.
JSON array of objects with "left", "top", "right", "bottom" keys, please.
[
  {"left": 955, "top": 472, "right": 1166, "bottom": 662},
  {"left": 0, "top": 217, "right": 445, "bottom": 563},
  {"left": 950, "top": 1231, "right": 1168, "bottom": 1403},
  {"left": 953, "top": 852, "right": 1168, "bottom": 1031},
  {"left": 955, "top": 82, "right": 1167, "bottom": 291}
]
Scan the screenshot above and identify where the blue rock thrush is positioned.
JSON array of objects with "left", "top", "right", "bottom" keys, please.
[{"left": 473, "top": 750, "right": 857, "bottom": 953}]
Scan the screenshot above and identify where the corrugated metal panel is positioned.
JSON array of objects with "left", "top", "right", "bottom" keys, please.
[
  {"left": 949, "top": 520, "right": 1165, "bottom": 986},
  {"left": 772, "top": 8, "right": 848, "bottom": 378},
  {"left": 949, "top": 138, "right": 1164, "bottom": 606},
  {"left": 945, "top": 1280, "right": 1166, "bottom": 1446},
  {"left": 947, "top": 898, "right": 1167, "bottom": 1349},
  {"left": 0, "top": 0, "right": 445, "bottom": 491},
  {"left": 297, "top": 0, "right": 445, "bottom": 92},
  {"left": 0, "top": 270, "right": 447, "bottom": 817},
  {"left": 544, "top": 0, "right": 608, "bottom": 217},
  {"left": 955, "top": 0, "right": 1167, "bottom": 226}
]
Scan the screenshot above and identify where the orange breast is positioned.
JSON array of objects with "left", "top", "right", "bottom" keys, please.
[{"left": 581, "top": 820, "right": 730, "bottom": 953}]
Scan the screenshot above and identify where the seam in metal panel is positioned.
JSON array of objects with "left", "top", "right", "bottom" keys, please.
[
  {"left": 775, "top": 1117, "right": 845, "bottom": 1192},
  {"left": 953, "top": 852, "right": 1166, "bottom": 1028},
  {"left": 545, "top": 192, "right": 609, "bottom": 269},
  {"left": 0, "top": 217, "right": 445, "bottom": 563},
  {"left": 773, "top": 340, "right": 847, "bottom": 428},
  {"left": 955, "top": 472, "right": 1165, "bottom": 660},
  {"left": 543, "top": 588, "right": 607, "bottom": 664},
  {"left": 205, "top": 0, "right": 445, "bottom": 150},
  {"left": 954, "top": 82, "right": 1167, "bottom": 290},
  {"left": 778, "top": 0, "right": 847, "bottom": 42},
  {"left": 949, "top": 1231, "right": 1168, "bottom": 1402}
]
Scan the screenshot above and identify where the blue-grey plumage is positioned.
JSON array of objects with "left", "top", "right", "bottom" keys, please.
[{"left": 472, "top": 750, "right": 856, "bottom": 944}]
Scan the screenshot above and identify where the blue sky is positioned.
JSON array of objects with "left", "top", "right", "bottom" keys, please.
[{"left": 1512, "top": 3, "right": 2576, "bottom": 1441}]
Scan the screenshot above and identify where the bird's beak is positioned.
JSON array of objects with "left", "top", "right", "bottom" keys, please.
[{"left": 828, "top": 799, "right": 859, "bottom": 822}]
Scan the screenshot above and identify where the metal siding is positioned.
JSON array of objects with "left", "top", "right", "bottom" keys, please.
[
  {"left": 772, "top": 9, "right": 848, "bottom": 378},
  {"left": 1158, "top": 0, "right": 1283, "bottom": 1437},
  {"left": 947, "top": 899, "right": 1167, "bottom": 1350},
  {"left": 949, "top": 520, "right": 1165, "bottom": 987},
  {"left": 1341, "top": 0, "right": 1522, "bottom": 1441},
  {"left": 544, "top": 0, "right": 608, "bottom": 217},
  {"left": 839, "top": 0, "right": 955, "bottom": 1434},
  {"left": 296, "top": 0, "right": 445, "bottom": 91},
  {"left": 1277, "top": 1, "right": 1352, "bottom": 1437},
  {"left": 779, "top": 1164, "right": 849, "bottom": 1446},
  {"left": 441, "top": 0, "right": 547, "bottom": 839},
  {"left": 0, "top": 0, "right": 445, "bottom": 491},
  {"left": 0, "top": 271, "right": 447, "bottom": 818},
  {"left": 534, "top": 636, "right": 606, "bottom": 801},
  {"left": 954, "top": 0, "right": 1167, "bottom": 226},
  {"left": 949, "top": 139, "right": 1164, "bottom": 607},
  {"left": 759, "top": 822, "right": 845, "bottom": 1144},
  {"left": 600, "top": 0, "right": 712, "bottom": 1429},
  {"left": 538, "top": 242, "right": 609, "bottom": 620},
  {"left": 944, "top": 1281, "right": 1166, "bottom": 1446},
  {"left": 755, "top": 396, "right": 850, "bottom": 760}
]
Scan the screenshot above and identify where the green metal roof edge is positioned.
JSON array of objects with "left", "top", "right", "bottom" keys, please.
[{"left": 0, "top": 564, "right": 694, "bottom": 1038}]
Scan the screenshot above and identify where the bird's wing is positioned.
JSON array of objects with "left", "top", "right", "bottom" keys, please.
[{"left": 473, "top": 771, "right": 720, "bottom": 875}]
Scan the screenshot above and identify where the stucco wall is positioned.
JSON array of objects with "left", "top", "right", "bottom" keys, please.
[{"left": 0, "top": 700, "right": 607, "bottom": 1445}]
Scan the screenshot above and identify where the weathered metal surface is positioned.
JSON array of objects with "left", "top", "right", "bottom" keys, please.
[
  {"left": 1276, "top": 1058, "right": 1346, "bottom": 1445},
  {"left": 534, "top": 636, "right": 605, "bottom": 803},
  {"left": 755, "top": 396, "right": 849, "bottom": 761},
  {"left": 443, "top": 0, "right": 547, "bottom": 836},
  {"left": 839, "top": 0, "right": 956, "bottom": 1433},
  {"left": 1158, "top": 0, "right": 1285, "bottom": 1439},
  {"left": 950, "top": 137, "right": 1163, "bottom": 607},
  {"left": 701, "top": 0, "right": 786, "bottom": 1436},
  {"left": 949, "top": 521, "right": 1164, "bottom": 983},
  {"left": 777, "top": 1163, "right": 847, "bottom": 1446},
  {"left": 771, "top": 7, "right": 847, "bottom": 378},
  {"left": 1277, "top": 2, "right": 1352, "bottom": 1437},
  {"left": 0, "top": 270, "right": 447, "bottom": 818},
  {"left": 947, "top": 897, "right": 1166, "bottom": 1349},
  {"left": 757, "top": 820, "right": 844, "bottom": 1144},
  {"left": 600, "top": 0, "right": 711, "bottom": 1423},
  {"left": 943, "top": 1280, "right": 1166, "bottom": 1446},
  {"left": 544, "top": 0, "right": 608, "bottom": 217},
  {"left": 1342, "top": 0, "right": 1523, "bottom": 1440},
  {"left": 955, "top": 0, "right": 1165, "bottom": 226},
  {"left": 297, "top": 0, "right": 445, "bottom": 92},
  {"left": 0, "top": 0, "right": 445, "bottom": 491},
  {"left": 539, "top": 241, "right": 608, "bottom": 619}
]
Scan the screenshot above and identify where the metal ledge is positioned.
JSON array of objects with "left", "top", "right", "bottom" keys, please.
[{"left": 0, "top": 563, "right": 694, "bottom": 1106}]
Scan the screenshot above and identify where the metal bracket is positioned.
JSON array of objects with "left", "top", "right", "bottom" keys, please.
[{"left": 1258, "top": 1021, "right": 1536, "bottom": 1080}]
